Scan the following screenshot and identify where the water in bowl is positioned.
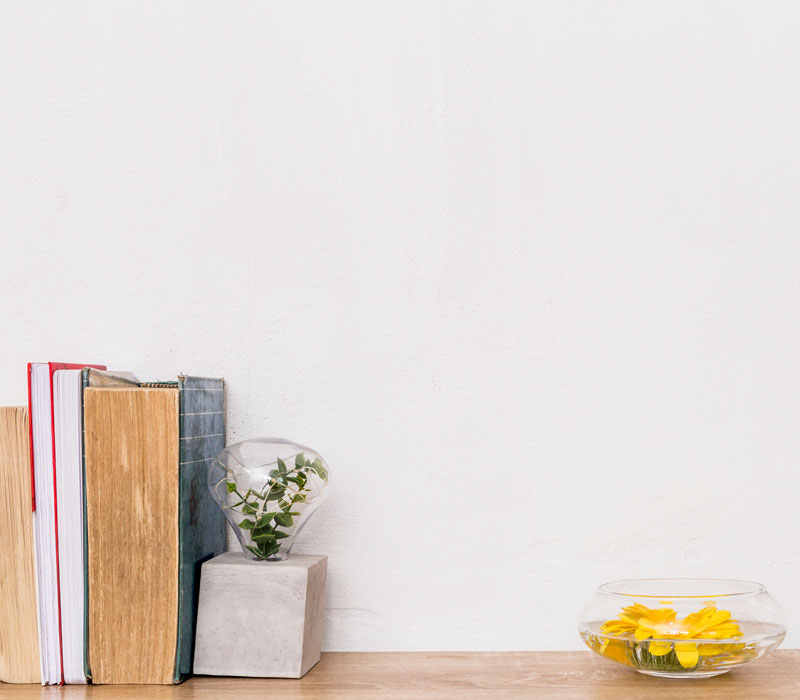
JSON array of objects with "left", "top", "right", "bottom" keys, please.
[{"left": 579, "top": 620, "right": 786, "bottom": 678}]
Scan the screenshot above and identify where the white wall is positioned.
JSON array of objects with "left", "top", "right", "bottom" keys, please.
[{"left": 2, "top": 1, "right": 800, "bottom": 651}]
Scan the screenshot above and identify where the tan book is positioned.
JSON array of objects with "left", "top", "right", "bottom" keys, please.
[
  {"left": 0, "top": 407, "right": 40, "bottom": 684},
  {"left": 83, "top": 377, "right": 225, "bottom": 684}
]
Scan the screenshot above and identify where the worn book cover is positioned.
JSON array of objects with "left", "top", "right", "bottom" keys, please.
[
  {"left": 83, "top": 376, "right": 225, "bottom": 684},
  {"left": 0, "top": 407, "right": 40, "bottom": 683},
  {"left": 79, "top": 368, "right": 140, "bottom": 681}
]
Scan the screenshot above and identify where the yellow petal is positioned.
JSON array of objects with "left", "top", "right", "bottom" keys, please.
[
  {"left": 621, "top": 605, "right": 647, "bottom": 620},
  {"left": 675, "top": 642, "right": 699, "bottom": 669},
  {"left": 637, "top": 617, "right": 658, "bottom": 629},
  {"left": 601, "top": 639, "right": 630, "bottom": 665},
  {"left": 697, "top": 644, "right": 725, "bottom": 656},
  {"left": 710, "top": 610, "right": 731, "bottom": 625},
  {"left": 602, "top": 620, "right": 636, "bottom": 636},
  {"left": 648, "top": 641, "right": 672, "bottom": 656},
  {"left": 704, "top": 622, "right": 741, "bottom": 639},
  {"left": 652, "top": 609, "right": 677, "bottom": 624},
  {"left": 635, "top": 627, "right": 653, "bottom": 640}
]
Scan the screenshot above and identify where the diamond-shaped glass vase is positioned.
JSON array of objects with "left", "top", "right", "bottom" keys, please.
[{"left": 208, "top": 438, "right": 330, "bottom": 561}]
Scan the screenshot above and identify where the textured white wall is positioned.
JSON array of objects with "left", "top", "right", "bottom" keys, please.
[{"left": 2, "top": 1, "right": 800, "bottom": 651}]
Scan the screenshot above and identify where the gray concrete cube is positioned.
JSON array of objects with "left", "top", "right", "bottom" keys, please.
[{"left": 193, "top": 552, "right": 327, "bottom": 678}]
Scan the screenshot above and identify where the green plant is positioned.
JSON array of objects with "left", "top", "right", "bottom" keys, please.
[{"left": 226, "top": 452, "right": 328, "bottom": 560}]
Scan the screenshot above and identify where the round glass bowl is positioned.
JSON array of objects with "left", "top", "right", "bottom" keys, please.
[{"left": 578, "top": 579, "right": 785, "bottom": 678}]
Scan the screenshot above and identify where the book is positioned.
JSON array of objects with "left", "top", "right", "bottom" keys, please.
[
  {"left": 49, "top": 368, "right": 140, "bottom": 684},
  {"left": 83, "top": 376, "right": 226, "bottom": 684},
  {"left": 28, "top": 361, "right": 105, "bottom": 685},
  {"left": 0, "top": 407, "right": 40, "bottom": 684},
  {"left": 52, "top": 369, "right": 85, "bottom": 685},
  {"left": 79, "top": 368, "right": 139, "bottom": 680}
]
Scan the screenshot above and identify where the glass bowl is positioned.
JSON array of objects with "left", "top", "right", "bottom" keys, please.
[{"left": 578, "top": 578, "right": 785, "bottom": 678}]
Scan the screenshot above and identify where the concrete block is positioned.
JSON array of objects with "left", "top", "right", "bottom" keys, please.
[{"left": 193, "top": 552, "right": 327, "bottom": 678}]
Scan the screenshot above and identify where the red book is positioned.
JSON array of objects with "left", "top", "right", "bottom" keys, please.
[{"left": 28, "top": 362, "right": 105, "bottom": 686}]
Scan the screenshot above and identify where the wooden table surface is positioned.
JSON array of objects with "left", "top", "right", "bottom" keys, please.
[{"left": 1, "top": 650, "right": 798, "bottom": 699}]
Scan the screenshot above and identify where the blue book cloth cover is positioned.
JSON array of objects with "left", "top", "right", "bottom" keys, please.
[{"left": 174, "top": 375, "right": 227, "bottom": 682}]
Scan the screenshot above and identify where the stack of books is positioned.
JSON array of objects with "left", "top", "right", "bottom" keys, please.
[{"left": 0, "top": 361, "right": 226, "bottom": 685}]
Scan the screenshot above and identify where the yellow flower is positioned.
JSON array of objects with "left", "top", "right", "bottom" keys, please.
[
  {"left": 600, "top": 604, "right": 743, "bottom": 670},
  {"left": 668, "top": 606, "right": 744, "bottom": 668},
  {"left": 601, "top": 604, "right": 675, "bottom": 637},
  {"left": 681, "top": 607, "right": 743, "bottom": 640}
]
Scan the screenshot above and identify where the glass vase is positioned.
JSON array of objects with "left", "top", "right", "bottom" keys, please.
[{"left": 208, "top": 437, "right": 330, "bottom": 561}]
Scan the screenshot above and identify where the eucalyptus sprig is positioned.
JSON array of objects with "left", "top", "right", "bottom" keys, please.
[{"left": 226, "top": 452, "right": 328, "bottom": 560}]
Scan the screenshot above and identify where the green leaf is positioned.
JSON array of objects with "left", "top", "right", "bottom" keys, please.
[
  {"left": 237, "top": 519, "right": 255, "bottom": 530},
  {"left": 252, "top": 531, "right": 276, "bottom": 543},
  {"left": 295, "top": 453, "right": 305, "bottom": 468},
  {"left": 245, "top": 545, "right": 265, "bottom": 558},
  {"left": 310, "top": 459, "right": 328, "bottom": 480},
  {"left": 226, "top": 481, "right": 237, "bottom": 493},
  {"left": 275, "top": 512, "right": 293, "bottom": 527},
  {"left": 276, "top": 457, "right": 287, "bottom": 472},
  {"left": 255, "top": 513, "right": 276, "bottom": 529},
  {"left": 241, "top": 503, "right": 258, "bottom": 515},
  {"left": 273, "top": 530, "right": 290, "bottom": 539}
]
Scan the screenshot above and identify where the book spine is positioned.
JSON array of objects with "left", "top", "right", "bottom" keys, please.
[
  {"left": 80, "top": 368, "right": 141, "bottom": 682},
  {"left": 47, "top": 365, "right": 65, "bottom": 684},
  {"left": 48, "top": 363, "right": 104, "bottom": 685},
  {"left": 79, "top": 370, "right": 91, "bottom": 683},
  {"left": 26, "top": 364, "right": 35, "bottom": 511},
  {"left": 173, "top": 376, "right": 227, "bottom": 683}
]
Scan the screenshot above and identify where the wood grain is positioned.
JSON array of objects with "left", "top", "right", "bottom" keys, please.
[
  {"left": 83, "top": 389, "right": 180, "bottom": 685},
  {"left": 1, "top": 650, "right": 799, "bottom": 699},
  {"left": 0, "top": 407, "right": 40, "bottom": 684}
]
